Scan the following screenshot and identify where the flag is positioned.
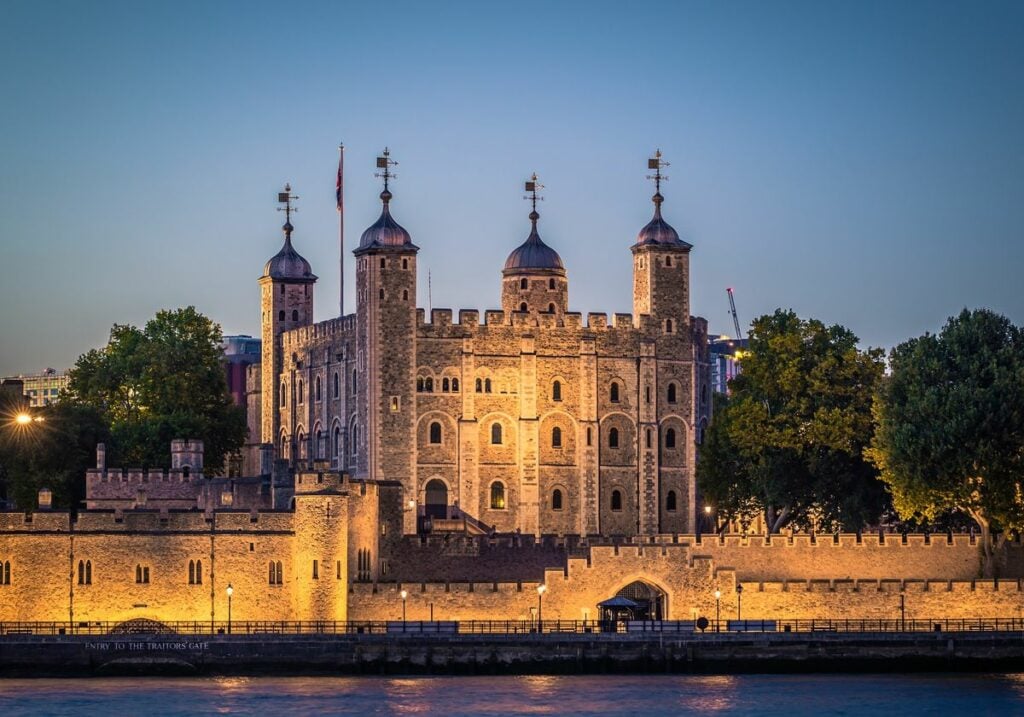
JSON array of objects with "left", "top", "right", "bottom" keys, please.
[{"left": 336, "top": 146, "right": 344, "bottom": 211}]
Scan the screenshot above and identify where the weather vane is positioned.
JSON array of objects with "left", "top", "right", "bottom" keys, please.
[
  {"left": 523, "top": 172, "right": 545, "bottom": 213},
  {"left": 375, "top": 147, "right": 398, "bottom": 191},
  {"left": 277, "top": 183, "right": 299, "bottom": 224},
  {"left": 646, "top": 150, "right": 670, "bottom": 193}
]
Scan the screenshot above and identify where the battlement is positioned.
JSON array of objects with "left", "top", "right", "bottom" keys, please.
[
  {"left": 612, "top": 313, "right": 634, "bottom": 329},
  {"left": 586, "top": 312, "right": 607, "bottom": 329},
  {"left": 281, "top": 316, "right": 354, "bottom": 347}
]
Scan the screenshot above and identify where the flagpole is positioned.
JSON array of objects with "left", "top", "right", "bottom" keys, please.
[{"left": 337, "top": 142, "right": 345, "bottom": 317}]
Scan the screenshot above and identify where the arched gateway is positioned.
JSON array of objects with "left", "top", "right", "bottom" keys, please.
[
  {"left": 424, "top": 479, "right": 448, "bottom": 519},
  {"left": 610, "top": 580, "right": 666, "bottom": 621}
]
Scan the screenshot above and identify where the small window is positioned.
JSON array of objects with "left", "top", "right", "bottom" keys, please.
[
  {"left": 552, "top": 426, "right": 562, "bottom": 448},
  {"left": 485, "top": 378, "right": 492, "bottom": 393},
  {"left": 451, "top": 378, "right": 459, "bottom": 392},
  {"left": 429, "top": 422, "right": 442, "bottom": 444},
  {"left": 520, "top": 302, "right": 528, "bottom": 312},
  {"left": 315, "top": 376, "right": 322, "bottom": 402},
  {"left": 667, "top": 490, "right": 677, "bottom": 512},
  {"left": 281, "top": 284, "right": 285, "bottom": 294},
  {"left": 380, "top": 258, "right": 386, "bottom": 269},
  {"left": 390, "top": 396, "right": 400, "bottom": 412},
  {"left": 548, "top": 303, "right": 555, "bottom": 313},
  {"left": 646, "top": 428, "right": 652, "bottom": 449},
  {"left": 298, "top": 380, "right": 304, "bottom": 404},
  {"left": 609, "top": 427, "right": 619, "bottom": 448},
  {"left": 666, "top": 256, "right": 672, "bottom": 267},
  {"left": 665, "top": 428, "right": 676, "bottom": 449},
  {"left": 520, "top": 278, "right": 528, "bottom": 289},
  {"left": 135, "top": 565, "right": 150, "bottom": 584},
  {"left": 334, "top": 426, "right": 341, "bottom": 456},
  {"left": 292, "top": 309, "right": 299, "bottom": 321},
  {"left": 665, "top": 318, "right": 673, "bottom": 333},
  {"left": 645, "top": 386, "right": 651, "bottom": 403},
  {"left": 611, "top": 490, "right": 623, "bottom": 511},
  {"left": 417, "top": 377, "right": 424, "bottom": 392},
  {"left": 552, "top": 488, "right": 563, "bottom": 511},
  {"left": 379, "top": 288, "right": 384, "bottom": 300},
  {"left": 553, "top": 380, "right": 562, "bottom": 401},
  {"left": 312, "top": 559, "right": 319, "bottom": 580},
  {"left": 269, "top": 561, "right": 284, "bottom": 585},
  {"left": 334, "top": 372, "right": 340, "bottom": 398},
  {"left": 281, "top": 383, "right": 287, "bottom": 407},
  {"left": 475, "top": 378, "right": 482, "bottom": 393},
  {"left": 352, "top": 369, "right": 357, "bottom": 393},
  {"left": 586, "top": 427, "right": 593, "bottom": 446},
  {"left": 425, "top": 377, "right": 433, "bottom": 392},
  {"left": 491, "top": 422, "right": 503, "bottom": 445},
  {"left": 1, "top": 561, "right": 8, "bottom": 585},
  {"left": 610, "top": 382, "right": 620, "bottom": 403},
  {"left": 337, "top": 560, "right": 342, "bottom": 580},
  {"left": 403, "top": 258, "right": 408, "bottom": 270},
  {"left": 278, "top": 310, "right": 285, "bottom": 321},
  {"left": 668, "top": 383, "right": 677, "bottom": 403},
  {"left": 442, "top": 378, "right": 450, "bottom": 392},
  {"left": 549, "top": 278, "right": 555, "bottom": 289},
  {"left": 78, "top": 560, "right": 92, "bottom": 585},
  {"left": 403, "top": 289, "right": 409, "bottom": 301},
  {"left": 490, "top": 482, "right": 506, "bottom": 510},
  {"left": 351, "top": 425, "right": 358, "bottom": 454}
]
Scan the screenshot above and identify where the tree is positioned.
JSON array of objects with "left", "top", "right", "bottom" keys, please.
[
  {"left": 698, "top": 309, "right": 887, "bottom": 533},
  {"left": 868, "top": 309, "right": 1024, "bottom": 576},
  {"left": 64, "top": 307, "right": 245, "bottom": 475}
]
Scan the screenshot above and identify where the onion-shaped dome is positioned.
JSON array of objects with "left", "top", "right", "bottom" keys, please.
[
  {"left": 503, "top": 211, "right": 565, "bottom": 274},
  {"left": 263, "top": 221, "right": 316, "bottom": 280},
  {"left": 358, "top": 190, "right": 414, "bottom": 250},
  {"left": 635, "top": 193, "right": 692, "bottom": 249}
]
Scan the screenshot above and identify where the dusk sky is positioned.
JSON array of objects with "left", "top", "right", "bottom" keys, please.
[{"left": 1, "top": 0, "right": 1021, "bottom": 376}]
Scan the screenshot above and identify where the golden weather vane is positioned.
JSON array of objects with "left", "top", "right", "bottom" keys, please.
[
  {"left": 277, "top": 183, "right": 299, "bottom": 224},
  {"left": 646, "top": 149, "right": 670, "bottom": 193},
  {"left": 375, "top": 147, "right": 399, "bottom": 191},
  {"left": 523, "top": 172, "right": 545, "bottom": 214}
]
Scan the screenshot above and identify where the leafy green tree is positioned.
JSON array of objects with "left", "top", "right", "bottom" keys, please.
[
  {"left": 65, "top": 307, "right": 245, "bottom": 475},
  {"left": 868, "top": 309, "right": 1024, "bottom": 576},
  {"left": 698, "top": 309, "right": 887, "bottom": 533}
]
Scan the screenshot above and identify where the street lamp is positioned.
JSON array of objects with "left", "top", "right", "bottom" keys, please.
[
  {"left": 537, "top": 584, "right": 547, "bottom": 632},
  {"left": 400, "top": 589, "right": 408, "bottom": 623},
  {"left": 14, "top": 413, "right": 32, "bottom": 426},
  {"left": 226, "top": 583, "right": 233, "bottom": 634},
  {"left": 736, "top": 583, "right": 743, "bottom": 623},
  {"left": 714, "top": 589, "right": 722, "bottom": 632}
]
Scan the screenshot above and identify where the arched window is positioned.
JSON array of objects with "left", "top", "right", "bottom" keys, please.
[
  {"left": 352, "top": 369, "right": 357, "bottom": 392},
  {"left": 292, "top": 309, "right": 299, "bottom": 321},
  {"left": 379, "top": 288, "right": 384, "bottom": 300},
  {"left": 281, "top": 383, "right": 287, "bottom": 407},
  {"left": 425, "top": 377, "right": 433, "bottom": 392},
  {"left": 549, "top": 278, "right": 555, "bottom": 289},
  {"left": 520, "top": 302, "right": 528, "bottom": 312},
  {"left": 646, "top": 386, "right": 651, "bottom": 403},
  {"left": 85, "top": 560, "right": 91, "bottom": 585},
  {"left": 586, "top": 427, "right": 593, "bottom": 446},
  {"left": 548, "top": 303, "right": 555, "bottom": 313},
  {"left": 520, "top": 278, "right": 528, "bottom": 289},
  {"left": 334, "top": 426, "right": 341, "bottom": 457},
  {"left": 380, "top": 257, "right": 386, "bottom": 269},
  {"left": 666, "top": 490, "right": 677, "bottom": 511},
  {"left": 490, "top": 482, "right": 506, "bottom": 510},
  {"left": 609, "top": 427, "right": 619, "bottom": 448},
  {"left": 316, "top": 429, "right": 323, "bottom": 459},
  {"left": 281, "top": 284, "right": 285, "bottom": 295},
  {"left": 280, "top": 433, "right": 289, "bottom": 458},
  {"left": 646, "top": 428, "right": 652, "bottom": 449},
  {"left": 196, "top": 560, "right": 203, "bottom": 584},
  {"left": 665, "top": 428, "right": 677, "bottom": 449},
  {"left": 552, "top": 380, "right": 562, "bottom": 401},
  {"left": 666, "top": 256, "right": 672, "bottom": 267},
  {"left": 475, "top": 378, "right": 482, "bottom": 393},
  {"left": 611, "top": 490, "right": 623, "bottom": 511},
  {"left": 451, "top": 378, "right": 459, "bottom": 392},
  {"left": 665, "top": 318, "right": 673, "bottom": 333},
  {"left": 667, "top": 383, "right": 677, "bottom": 403},
  {"left": 403, "top": 289, "right": 409, "bottom": 301},
  {"left": 403, "top": 258, "right": 408, "bottom": 270},
  {"left": 278, "top": 310, "right": 285, "bottom": 321},
  {"left": 610, "top": 382, "right": 620, "bottom": 403},
  {"left": 485, "top": 378, "right": 492, "bottom": 393},
  {"left": 552, "top": 426, "right": 562, "bottom": 448},
  {"left": 297, "top": 379, "right": 304, "bottom": 404},
  {"left": 417, "top": 377, "right": 424, "bottom": 392},
  {"left": 188, "top": 560, "right": 195, "bottom": 585},
  {"left": 78, "top": 560, "right": 92, "bottom": 585},
  {"left": 429, "top": 421, "right": 442, "bottom": 444},
  {"left": 442, "top": 378, "right": 450, "bottom": 392},
  {"left": 334, "top": 372, "right": 340, "bottom": 398},
  {"left": 491, "top": 422, "right": 503, "bottom": 445},
  {"left": 315, "top": 376, "right": 322, "bottom": 402},
  {"left": 552, "top": 488, "right": 563, "bottom": 511}
]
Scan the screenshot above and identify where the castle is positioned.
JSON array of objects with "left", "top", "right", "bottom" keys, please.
[
  {"left": 1, "top": 150, "right": 1019, "bottom": 629},
  {"left": 247, "top": 151, "right": 711, "bottom": 537}
]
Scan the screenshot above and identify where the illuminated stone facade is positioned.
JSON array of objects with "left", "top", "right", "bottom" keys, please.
[{"left": 249, "top": 164, "right": 712, "bottom": 537}]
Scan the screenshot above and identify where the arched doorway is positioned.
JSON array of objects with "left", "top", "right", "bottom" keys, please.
[
  {"left": 424, "top": 479, "right": 448, "bottom": 519},
  {"left": 614, "top": 580, "right": 665, "bottom": 621}
]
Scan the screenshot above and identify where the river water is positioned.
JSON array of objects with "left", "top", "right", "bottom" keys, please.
[{"left": 2, "top": 673, "right": 1023, "bottom": 715}]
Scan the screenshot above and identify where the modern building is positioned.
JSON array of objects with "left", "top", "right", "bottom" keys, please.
[
  {"left": 0, "top": 368, "right": 68, "bottom": 407},
  {"left": 709, "top": 336, "right": 748, "bottom": 395}
]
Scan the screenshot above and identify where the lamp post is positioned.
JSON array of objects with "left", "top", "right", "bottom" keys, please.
[
  {"left": 714, "top": 589, "right": 721, "bottom": 632},
  {"left": 537, "top": 584, "right": 547, "bottom": 632},
  {"left": 400, "top": 589, "right": 408, "bottom": 624},
  {"left": 736, "top": 583, "right": 743, "bottom": 623},
  {"left": 704, "top": 505, "right": 713, "bottom": 533},
  {"left": 226, "top": 583, "right": 233, "bottom": 634},
  {"left": 899, "top": 593, "right": 906, "bottom": 631}
]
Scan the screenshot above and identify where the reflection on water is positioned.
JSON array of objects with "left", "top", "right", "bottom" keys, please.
[{"left": 0, "top": 674, "right": 1023, "bottom": 716}]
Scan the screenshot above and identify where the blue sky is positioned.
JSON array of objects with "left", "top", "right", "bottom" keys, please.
[{"left": 1, "top": 0, "right": 1022, "bottom": 374}]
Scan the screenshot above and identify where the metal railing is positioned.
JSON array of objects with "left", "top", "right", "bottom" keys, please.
[{"left": 2, "top": 617, "right": 1024, "bottom": 637}]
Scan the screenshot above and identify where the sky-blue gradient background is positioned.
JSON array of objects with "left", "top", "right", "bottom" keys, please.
[{"left": 1, "top": 0, "right": 1021, "bottom": 374}]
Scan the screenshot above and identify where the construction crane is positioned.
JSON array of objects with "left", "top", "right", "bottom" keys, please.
[{"left": 726, "top": 287, "right": 743, "bottom": 340}]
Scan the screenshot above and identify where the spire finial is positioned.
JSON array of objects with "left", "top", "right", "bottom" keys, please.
[
  {"left": 375, "top": 147, "right": 399, "bottom": 204},
  {"left": 523, "top": 172, "right": 544, "bottom": 231},
  {"left": 646, "top": 150, "right": 670, "bottom": 214},
  {"left": 277, "top": 183, "right": 299, "bottom": 240}
]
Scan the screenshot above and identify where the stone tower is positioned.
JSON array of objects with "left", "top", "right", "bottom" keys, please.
[
  {"left": 353, "top": 150, "right": 419, "bottom": 532},
  {"left": 501, "top": 174, "right": 568, "bottom": 317},
  {"left": 259, "top": 185, "right": 317, "bottom": 453}
]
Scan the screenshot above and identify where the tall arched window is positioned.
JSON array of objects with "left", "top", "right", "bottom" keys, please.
[
  {"left": 665, "top": 318, "right": 673, "bottom": 333},
  {"left": 292, "top": 309, "right": 298, "bottom": 321},
  {"left": 425, "top": 377, "right": 433, "bottom": 392},
  {"left": 666, "top": 256, "right": 673, "bottom": 267},
  {"left": 485, "top": 378, "right": 492, "bottom": 393},
  {"left": 646, "top": 428, "right": 652, "bottom": 449},
  {"left": 667, "top": 383, "right": 677, "bottom": 403},
  {"left": 490, "top": 482, "right": 506, "bottom": 510},
  {"left": 297, "top": 379, "right": 304, "bottom": 404},
  {"left": 78, "top": 560, "right": 92, "bottom": 585},
  {"left": 611, "top": 490, "right": 623, "bottom": 511},
  {"left": 351, "top": 425, "right": 358, "bottom": 454},
  {"left": 333, "top": 372, "right": 340, "bottom": 398},
  {"left": 188, "top": 560, "right": 195, "bottom": 585},
  {"left": 609, "top": 427, "right": 619, "bottom": 448},
  {"left": 442, "top": 378, "right": 450, "bottom": 392},
  {"left": 549, "top": 278, "right": 555, "bottom": 289},
  {"left": 610, "top": 382, "right": 620, "bottom": 403},
  {"left": 315, "top": 376, "right": 322, "bottom": 402},
  {"left": 316, "top": 429, "right": 323, "bottom": 459},
  {"left": 334, "top": 426, "right": 341, "bottom": 457},
  {"left": 403, "top": 289, "right": 409, "bottom": 301},
  {"left": 352, "top": 368, "right": 357, "bottom": 393},
  {"left": 665, "top": 428, "right": 676, "bottom": 449},
  {"left": 520, "top": 278, "right": 528, "bottom": 289},
  {"left": 552, "top": 380, "right": 562, "bottom": 401},
  {"left": 380, "top": 257, "right": 386, "bottom": 269},
  {"left": 278, "top": 310, "right": 285, "bottom": 321},
  {"left": 281, "top": 383, "right": 287, "bottom": 407},
  {"left": 552, "top": 488, "right": 563, "bottom": 511},
  {"left": 586, "top": 427, "right": 593, "bottom": 446},
  {"left": 417, "top": 377, "right": 425, "bottom": 392},
  {"left": 451, "top": 378, "right": 459, "bottom": 392},
  {"left": 379, "top": 288, "right": 385, "bottom": 300},
  {"left": 475, "top": 378, "right": 483, "bottom": 393},
  {"left": 491, "top": 422, "right": 503, "bottom": 445},
  {"left": 666, "top": 490, "right": 677, "bottom": 512},
  {"left": 552, "top": 426, "right": 562, "bottom": 448},
  {"left": 429, "top": 422, "right": 442, "bottom": 444},
  {"left": 548, "top": 303, "right": 555, "bottom": 313}
]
